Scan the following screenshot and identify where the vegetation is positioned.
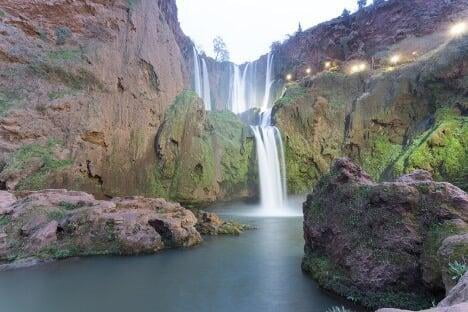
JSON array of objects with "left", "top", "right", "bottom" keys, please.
[
  {"left": 1, "top": 139, "right": 72, "bottom": 190},
  {"left": 326, "top": 307, "right": 353, "bottom": 312},
  {"left": 357, "top": 0, "right": 367, "bottom": 10},
  {"left": 0, "top": 88, "right": 22, "bottom": 115},
  {"left": 448, "top": 260, "right": 468, "bottom": 282},
  {"left": 393, "top": 109, "right": 468, "bottom": 190},
  {"left": 361, "top": 134, "right": 402, "bottom": 180},
  {"left": 55, "top": 26, "right": 72, "bottom": 45},
  {"left": 213, "top": 36, "right": 230, "bottom": 62}
]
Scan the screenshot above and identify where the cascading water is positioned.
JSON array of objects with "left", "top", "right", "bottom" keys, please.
[
  {"left": 192, "top": 47, "right": 202, "bottom": 97},
  {"left": 261, "top": 52, "right": 274, "bottom": 111},
  {"left": 201, "top": 59, "right": 212, "bottom": 111},
  {"left": 251, "top": 117, "right": 288, "bottom": 216},
  {"left": 192, "top": 46, "right": 211, "bottom": 111}
]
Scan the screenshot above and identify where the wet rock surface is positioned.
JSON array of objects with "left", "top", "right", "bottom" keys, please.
[
  {"left": 302, "top": 158, "right": 468, "bottom": 310},
  {"left": 0, "top": 189, "right": 204, "bottom": 268},
  {"left": 274, "top": 35, "right": 468, "bottom": 193}
]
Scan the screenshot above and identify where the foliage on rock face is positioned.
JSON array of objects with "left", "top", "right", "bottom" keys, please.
[
  {"left": 0, "top": 140, "right": 72, "bottom": 190},
  {"left": 302, "top": 158, "right": 468, "bottom": 310},
  {"left": 393, "top": 109, "right": 468, "bottom": 191},
  {"left": 361, "top": 134, "right": 402, "bottom": 180},
  {"left": 151, "top": 91, "right": 254, "bottom": 204}
]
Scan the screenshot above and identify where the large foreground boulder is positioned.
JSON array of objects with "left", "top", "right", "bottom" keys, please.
[
  {"left": 302, "top": 158, "right": 468, "bottom": 310},
  {"left": 377, "top": 272, "right": 468, "bottom": 312},
  {"left": 0, "top": 189, "right": 202, "bottom": 266}
]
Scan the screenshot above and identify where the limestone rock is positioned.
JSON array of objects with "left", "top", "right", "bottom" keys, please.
[
  {"left": 0, "top": 189, "right": 202, "bottom": 265},
  {"left": 302, "top": 158, "right": 468, "bottom": 310}
]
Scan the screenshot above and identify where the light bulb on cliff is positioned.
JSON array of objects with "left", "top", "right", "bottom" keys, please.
[
  {"left": 390, "top": 54, "right": 401, "bottom": 64},
  {"left": 306, "top": 68, "right": 311, "bottom": 74},
  {"left": 286, "top": 74, "right": 293, "bottom": 81},
  {"left": 449, "top": 22, "right": 467, "bottom": 37},
  {"left": 324, "top": 61, "right": 331, "bottom": 69}
]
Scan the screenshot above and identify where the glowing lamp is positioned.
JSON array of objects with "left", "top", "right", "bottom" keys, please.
[
  {"left": 286, "top": 74, "right": 292, "bottom": 81},
  {"left": 358, "top": 63, "right": 366, "bottom": 71},
  {"left": 412, "top": 51, "right": 418, "bottom": 56},
  {"left": 306, "top": 68, "right": 311, "bottom": 74},
  {"left": 449, "top": 22, "right": 467, "bottom": 37},
  {"left": 390, "top": 54, "right": 401, "bottom": 64},
  {"left": 324, "top": 61, "right": 331, "bottom": 68}
]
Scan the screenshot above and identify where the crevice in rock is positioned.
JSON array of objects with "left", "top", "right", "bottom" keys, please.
[
  {"left": 148, "top": 219, "right": 173, "bottom": 246},
  {"left": 86, "top": 160, "right": 103, "bottom": 186}
]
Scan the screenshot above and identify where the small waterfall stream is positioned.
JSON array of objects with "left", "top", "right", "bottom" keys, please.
[{"left": 192, "top": 47, "right": 212, "bottom": 111}]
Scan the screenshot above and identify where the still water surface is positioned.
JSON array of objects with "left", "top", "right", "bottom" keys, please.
[{"left": 0, "top": 198, "right": 359, "bottom": 312}]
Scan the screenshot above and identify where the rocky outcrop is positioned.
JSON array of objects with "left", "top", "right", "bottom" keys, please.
[
  {"left": 274, "top": 35, "right": 468, "bottom": 194},
  {"left": 302, "top": 158, "right": 468, "bottom": 310},
  {"left": 377, "top": 273, "right": 468, "bottom": 312},
  {"left": 0, "top": 0, "right": 190, "bottom": 197},
  {"left": 272, "top": 0, "right": 468, "bottom": 80},
  {"left": 153, "top": 91, "right": 256, "bottom": 204},
  {"left": 0, "top": 189, "right": 203, "bottom": 266},
  {"left": 195, "top": 210, "right": 251, "bottom": 235}
]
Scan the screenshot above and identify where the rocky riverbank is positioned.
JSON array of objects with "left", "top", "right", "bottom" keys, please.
[
  {"left": 302, "top": 158, "right": 467, "bottom": 310},
  {"left": 0, "top": 189, "right": 247, "bottom": 271}
]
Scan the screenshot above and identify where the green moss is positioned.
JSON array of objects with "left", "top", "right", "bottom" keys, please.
[
  {"left": 302, "top": 250, "right": 432, "bottom": 310},
  {"left": 151, "top": 91, "right": 253, "bottom": 204},
  {"left": 2, "top": 139, "right": 72, "bottom": 190},
  {"left": 29, "top": 63, "right": 104, "bottom": 91},
  {"left": 393, "top": 110, "right": 468, "bottom": 190},
  {"left": 47, "top": 209, "right": 67, "bottom": 221},
  {"left": 48, "top": 49, "right": 82, "bottom": 62},
  {"left": 275, "top": 83, "right": 308, "bottom": 109},
  {"left": 0, "top": 10, "right": 5, "bottom": 17},
  {"left": 361, "top": 134, "right": 402, "bottom": 180},
  {"left": 422, "top": 222, "right": 464, "bottom": 284},
  {"left": 47, "top": 89, "right": 74, "bottom": 100},
  {"left": 0, "top": 89, "right": 22, "bottom": 115}
]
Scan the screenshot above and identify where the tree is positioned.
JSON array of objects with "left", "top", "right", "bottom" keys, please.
[
  {"left": 297, "top": 22, "right": 303, "bottom": 33},
  {"left": 374, "top": 0, "right": 385, "bottom": 5},
  {"left": 341, "top": 9, "right": 351, "bottom": 18},
  {"left": 213, "top": 36, "right": 230, "bottom": 62},
  {"left": 358, "top": 0, "right": 367, "bottom": 9}
]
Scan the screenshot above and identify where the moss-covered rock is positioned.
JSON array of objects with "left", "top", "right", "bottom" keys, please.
[
  {"left": 151, "top": 91, "right": 255, "bottom": 205},
  {"left": 302, "top": 158, "right": 468, "bottom": 310},
  {"left": 0, "top": 140, "right": 72, "bottom": 191},
  {"left": 273, "top": 37, "right": 467, "bottom": 194},
  {"left": 393, "top": 109, "right": 468, "bottom": 191}
]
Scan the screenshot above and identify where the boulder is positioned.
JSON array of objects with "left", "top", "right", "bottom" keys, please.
[
  {"left": 302, "top": 158, "right": 468, "bottom": 310},
  {"left": 0, "top": 189, "right": 203, "bottom": 265}
]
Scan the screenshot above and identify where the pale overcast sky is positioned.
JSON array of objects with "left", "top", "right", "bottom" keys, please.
[{"left": 176, "top": 0, "right": 358, "bottom": 64}]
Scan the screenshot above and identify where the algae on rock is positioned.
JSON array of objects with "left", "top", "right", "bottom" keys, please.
[{"left": 152, "top": 91, "right": 255, "bottom": 205}]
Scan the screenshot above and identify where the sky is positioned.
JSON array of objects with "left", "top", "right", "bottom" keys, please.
[{"left": 176, "top": 0, "right": 358, "bottom": 64}]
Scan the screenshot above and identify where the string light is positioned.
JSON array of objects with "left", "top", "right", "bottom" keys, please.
[
  {"left": 349, "top": 63, "right": 367, "bottom": 74},
  {"left": 324, "top": 61, "right": 331, "bottom": 69},
  {"left": 449, "top": 22, "right": 467, "bottom": 37},
  {"left": 390, "top": 54, "right": 401, "bottom": 64},
  {"left": 286, "top": 74, "right": 293, "bottom": 81},
  {"left": 306, "top": 68, "right": 311, "bottom": 74}
]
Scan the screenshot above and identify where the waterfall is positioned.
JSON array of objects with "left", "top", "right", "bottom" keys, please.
[
  {"left": 192, "top": 46, "right": 211, "bottom": 111},
  {"left": 201, "top": 59, "right": 212, "bottom": 111},
  {"left": 261, "top": 52, "right": 274, "bottom": 111},
  {"left": 251, "top": 122, "right": 287, "bottom": 216},
  {"left": 192, "top": 47, "right": 202, "bottom": 97}
]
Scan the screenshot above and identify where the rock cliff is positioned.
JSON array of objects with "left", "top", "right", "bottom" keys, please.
[
  {"left": 0, "top": 0, "right": 190, "bottom": 198},
  {"left": 274, "top": 35, "right": 467, "bottom": 193}
]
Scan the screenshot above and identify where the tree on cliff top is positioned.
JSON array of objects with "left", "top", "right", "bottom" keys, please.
[
  {"left": 213, "top": 36, "right": 230, "bottom": 62},
  {"left": 358, "top": 0, "right": 367, "bottom": 9}
]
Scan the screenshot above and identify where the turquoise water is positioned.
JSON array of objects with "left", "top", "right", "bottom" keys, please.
[{"left": 0, "top": 199, "right": 360, "bottom": 312}]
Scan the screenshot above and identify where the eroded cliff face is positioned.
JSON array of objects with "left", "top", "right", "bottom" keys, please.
[
  {"left": 274, "top": 35, "right": 468, "bottom": 193},
  {"left": 0, "top": 0, "right": 190, "bottom": 197},
  {"left": 272, "top": 0, "right": 468, "bottom": 80}
]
